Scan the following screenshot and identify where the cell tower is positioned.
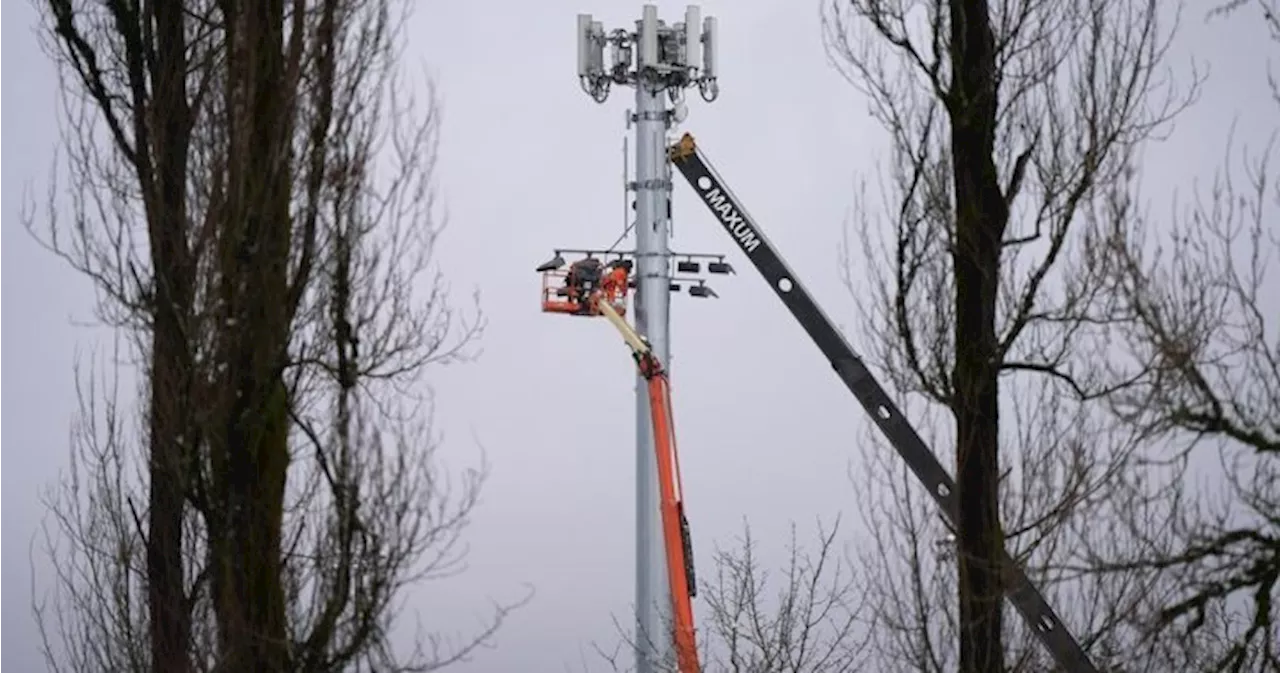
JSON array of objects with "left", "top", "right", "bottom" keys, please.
[{"left": 575, "top": 6, "right": 721, "bottom": 671}]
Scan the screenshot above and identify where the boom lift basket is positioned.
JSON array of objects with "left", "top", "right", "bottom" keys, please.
[{"left": 540, "top": 259, "right": 631, "bottom": 317}]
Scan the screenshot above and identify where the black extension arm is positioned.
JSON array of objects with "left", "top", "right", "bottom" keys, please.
[{"left": 668, "top": 133, "right": 1100, "bottom": 673}]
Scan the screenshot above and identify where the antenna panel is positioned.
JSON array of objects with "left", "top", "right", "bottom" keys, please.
[
  {"left": 640, "top": 5, "right": 659, "bottom": 67},
  {"left": 590, "top": 21, "right": 605, "bottom": 73},
  {"left": 702, "top": 16, "right": 717, "bottom": 79},
  {"left": 577, "top": 14, "right": 593, "bottom": 76},
  {"left": 684, "top": 6, "right": 702, "bottom": 70}
]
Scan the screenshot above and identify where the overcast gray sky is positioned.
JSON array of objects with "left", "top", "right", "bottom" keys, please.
[{"left": 4, "top": 1, "right": 1275, "bottom": 671}]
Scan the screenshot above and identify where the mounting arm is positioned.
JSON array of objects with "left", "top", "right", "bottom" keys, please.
[{"left": 667, "top": 133, "right": 1100, "bottom": 673}]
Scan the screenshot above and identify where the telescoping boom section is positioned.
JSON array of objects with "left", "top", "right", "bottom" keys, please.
[
  {"left": 594, "top": 296, "right": 701, "bottom": 673},
  {"left": 667, "top": 133, "right": 1101, "bottom": 673}
]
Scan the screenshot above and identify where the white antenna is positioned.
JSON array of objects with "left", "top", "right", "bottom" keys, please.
[
  {"left": 684, "top": 6, "right": 702, "bottom": 71},
  {"left": 639, "top": 5, "right": 659, "bottom": 68},
  {"left": 703, "top": 16, "right": 718, "bottom": 80},
  {"left": 591, "top": 22, "right": 605, "bottom": 72},
  {"left": 578, "top": 16, "right": 611, "bottom": 102},
  {"left": 577, "top": 14, "right": 593, "bottom": 77}
]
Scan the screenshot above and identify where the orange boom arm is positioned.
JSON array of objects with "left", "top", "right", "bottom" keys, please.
[
  {"left": 638, "top": 351, "right": 699, "bottom": 673},
  {"left": 597, "top": 297, "right": 700, "bottom": 673}
]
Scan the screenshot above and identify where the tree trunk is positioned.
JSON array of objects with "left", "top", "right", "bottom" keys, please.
[
  {"left": 147, "top": 2, "right": 195, "bottom": 671},
  {"left": 948, "top": 1, "right": 1007, "bottom": 672},
  {"left": 210, "top": 0, "right": 293, "bottom": 669}
]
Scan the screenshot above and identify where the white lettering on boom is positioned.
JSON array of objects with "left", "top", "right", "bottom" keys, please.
[{"left": 700, "top": 184, "right": 761, "bottom": 254}]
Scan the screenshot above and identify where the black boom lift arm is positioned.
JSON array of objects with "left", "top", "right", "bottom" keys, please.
[{"left": 668, "top": 133, "right": 1101, "bottom": 673}]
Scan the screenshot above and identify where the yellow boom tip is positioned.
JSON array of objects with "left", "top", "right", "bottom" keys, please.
[{"left": 669, "top": 133, "right": 697, "bottom": 160}]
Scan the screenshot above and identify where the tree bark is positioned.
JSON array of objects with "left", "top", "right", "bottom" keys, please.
[
  {"left": 147, "top": 2, "right": 195, "bottom": 671},
  {"left": 948, "top": 1, "right": 1007, "bottom": 671},
  {"left": 210, "top": 0, "right": 293, "bottom": 669}
]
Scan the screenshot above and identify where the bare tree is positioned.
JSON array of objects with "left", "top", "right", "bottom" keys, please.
[
  {"left": 591, "top": 519, "right": 871, "bottom": 673},
  {"left": 27, "top": 1, "right": 525, "bottom": 671},
  {"left": 821, "top": 0, "right": 1197, "bottom": 670},
  {"left": 697, "top": 520, "right": 871, "bottom": 672},
  {"left": 1076, "top": 3, "right": 1280, "bottom": 670}
]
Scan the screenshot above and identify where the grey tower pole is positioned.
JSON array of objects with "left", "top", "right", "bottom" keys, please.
[
  {"left": 574, "top": 8, "right": 719, "bottom": 672},
  {"left": 632, "top": 53, "right": 672, "bottom": 671}
]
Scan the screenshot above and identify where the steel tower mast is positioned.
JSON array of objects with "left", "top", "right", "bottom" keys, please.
[{"left": 576, "top": 7, "right": 720, "bottom": 671}]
